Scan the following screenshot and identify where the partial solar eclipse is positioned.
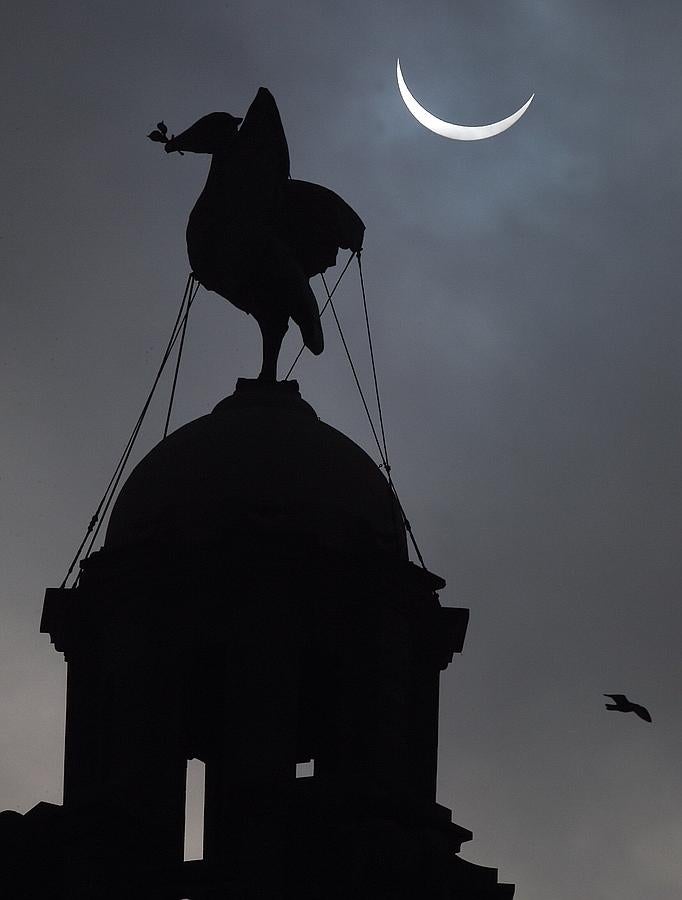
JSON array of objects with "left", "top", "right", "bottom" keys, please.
[{"left": 396, "top": 59, "right": 533, "bottom": 141}]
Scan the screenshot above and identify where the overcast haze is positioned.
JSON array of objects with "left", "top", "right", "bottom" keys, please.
[{"left": 2, "top": 2, "right": 681, "bottom": 897}]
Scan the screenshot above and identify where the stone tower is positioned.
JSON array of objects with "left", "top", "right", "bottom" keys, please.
[{"left": 5, "top": 378, "right": 514, "bottom": 898}]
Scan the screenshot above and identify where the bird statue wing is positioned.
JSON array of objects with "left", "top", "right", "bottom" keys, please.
[
  {"left": 279, "top": 179, "right": 365, "bottom": 278},
  {"left": 235, "top": 86, "right": 290, "bottom": 184}
]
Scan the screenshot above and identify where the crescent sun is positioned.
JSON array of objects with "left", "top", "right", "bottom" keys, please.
[{"left": 396, "top": 59, "right": 534, "bottom": 141}]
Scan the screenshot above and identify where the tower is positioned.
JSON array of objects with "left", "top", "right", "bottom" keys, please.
[
  {"left": 30, "top": 378, "right": 514, "bottom": 898},
  {"left": 4, "top": 85, "right": 515, "bottom": 899}
]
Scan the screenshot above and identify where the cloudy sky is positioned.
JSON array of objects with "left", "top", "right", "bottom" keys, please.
[{"left": 2, "top": 1, "right": 681, "bottom": 897}]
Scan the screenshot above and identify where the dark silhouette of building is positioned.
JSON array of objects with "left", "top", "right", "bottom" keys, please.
[{"left": 2, "top": 377, "right": 514, "bottom": 897}]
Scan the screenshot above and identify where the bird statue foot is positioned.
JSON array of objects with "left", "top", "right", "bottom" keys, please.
[
  {"left": 257, "top": 319, "right": 289, "bottom": 385},
  {"left": 233, "top": 378, "right": 301, "bottom": 404}
]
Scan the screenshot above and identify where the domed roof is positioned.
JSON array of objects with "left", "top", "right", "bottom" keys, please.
[{"left": 105, "top": 380, "right": 407, "bottom": 559}]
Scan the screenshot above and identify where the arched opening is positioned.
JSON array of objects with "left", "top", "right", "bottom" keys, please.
[
  {"left": 183, "top": 758, "right": 205, "bottom": 861},
  {"left": 296, "top": 758, "right": 315, "bottom": 778}
]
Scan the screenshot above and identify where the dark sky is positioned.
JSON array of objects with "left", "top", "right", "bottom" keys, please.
[{"left": 2, "top": 2, "right": 682, "bottom": 897}]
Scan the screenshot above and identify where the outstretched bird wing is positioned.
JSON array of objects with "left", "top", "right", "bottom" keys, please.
[
  {"left": 604, "top": 694, "right": 628, "bottom": 704},
  {"left": 279, "top": 179, "right": 365, "bottom": 278},
  {"left": 631, "top": 703, "right": 652, "bottom": 723}
]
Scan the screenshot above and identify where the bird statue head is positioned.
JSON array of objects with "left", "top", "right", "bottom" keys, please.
[{"left": 148, "top": 112, "right": 243, "bottom": 155}]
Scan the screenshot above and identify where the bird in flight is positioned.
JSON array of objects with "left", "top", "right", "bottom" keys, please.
[{"left": 604, "top": 694, "right": 652, "bottom": 723}]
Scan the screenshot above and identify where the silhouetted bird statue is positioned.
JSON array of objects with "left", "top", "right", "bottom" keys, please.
[
  {"left": 604, "top": 693, "right": 652, "bottom": 722},
  {"left": 149, "top": 88, "right": 365, "bottom": 381}
]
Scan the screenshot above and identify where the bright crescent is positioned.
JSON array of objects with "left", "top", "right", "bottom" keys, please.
[{"left": 397, "top": 59, "right": 533, "bottom": 141}]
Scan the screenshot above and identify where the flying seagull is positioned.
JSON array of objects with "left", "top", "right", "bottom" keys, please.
[{"left": 604, "top": 694, "right": 652, "bottom": 723}]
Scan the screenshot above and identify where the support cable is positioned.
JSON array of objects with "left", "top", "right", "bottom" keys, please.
[
  {"left": 284, "top": 252, "right": 356, "bottom": 380},
  {"left": 357, "top": 252, "right": 403, "bottom": 562},
  {"left": 163, "top": 277, "right": 200, "bottom": 438},
  {"left": 357, "top": 252, "right": 390, "bottom": 470},
  {"left": 61, "top": 273, "right": 197, "bottom": 588},
  {"left": 322, "top": 272, "right": 384, "bottom": 461},
  {"left": 80, "top": 276, "right": 198, "bottom": 567},
  {"left": 320, "top": 270, "right": 427, "bottom": 569}
]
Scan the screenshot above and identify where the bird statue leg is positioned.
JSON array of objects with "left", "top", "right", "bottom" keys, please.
[{"left": 257, "top": 316, "right": 289, "bottom": 382}]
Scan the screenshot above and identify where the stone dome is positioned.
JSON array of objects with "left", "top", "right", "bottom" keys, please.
[{"left": 105, "top": 380, "right": 407, "bottom": 559}]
